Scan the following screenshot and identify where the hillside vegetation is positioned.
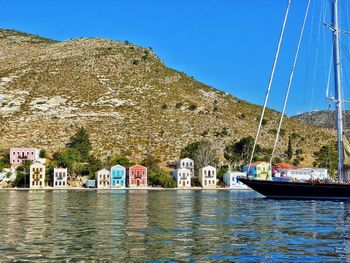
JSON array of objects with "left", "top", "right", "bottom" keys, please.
[{"left": 0, "top": 29, "right": 334, "bottom": 165}]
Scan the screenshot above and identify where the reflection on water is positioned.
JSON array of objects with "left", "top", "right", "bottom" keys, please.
[{"left": 0, "top": 190, "right": 350, "bottom": 261}]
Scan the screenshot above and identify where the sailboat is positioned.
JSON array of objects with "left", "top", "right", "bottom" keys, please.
[{"left": 238, "top": 0, "right": 350, "bottom": 200}]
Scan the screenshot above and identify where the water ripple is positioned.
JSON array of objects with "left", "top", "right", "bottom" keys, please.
[{"left": 0, "top": 190, "right": 349, "bottom": 261}]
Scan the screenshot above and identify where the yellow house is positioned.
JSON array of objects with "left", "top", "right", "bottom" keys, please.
[
  {"left": 243, "top": 161, "right": 271, "bottom": 180},
  {"left": 30, "top": 163, "right": 46, "bottom": 188}
]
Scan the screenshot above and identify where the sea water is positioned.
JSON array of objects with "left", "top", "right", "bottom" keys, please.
[{"left": 0, "top": 190, "right": 349, "bottom": 262}]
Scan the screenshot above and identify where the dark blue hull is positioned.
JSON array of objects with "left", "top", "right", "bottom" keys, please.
[{"left": 238, "top": 178, "right": 350, "bottom": 200}]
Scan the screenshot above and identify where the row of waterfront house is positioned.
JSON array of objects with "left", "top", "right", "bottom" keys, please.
[
  {"left": 7, "top": 147, "right": 248, "bottom": 189},
  {"left": 6, "top": 147, "right": 327, "bottom": 189}
]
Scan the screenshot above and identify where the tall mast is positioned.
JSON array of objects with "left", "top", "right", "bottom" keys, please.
[{"left": 332, "top": 0, "right": 344, "bottom": 182}]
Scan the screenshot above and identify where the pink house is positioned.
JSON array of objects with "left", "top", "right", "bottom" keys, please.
[{"left": 10, "top": 147, "right": 40, "bottom": 167}]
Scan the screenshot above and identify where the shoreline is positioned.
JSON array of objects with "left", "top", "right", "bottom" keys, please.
[{"left": 0, "top": 187, "right": 252, "bottom": 191}]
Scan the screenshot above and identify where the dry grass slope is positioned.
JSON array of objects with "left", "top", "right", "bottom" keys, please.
[{"left": 0, "top": 29, "right": 334, "bottom": 165}]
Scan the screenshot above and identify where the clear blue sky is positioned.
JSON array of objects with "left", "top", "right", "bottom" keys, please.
[{"left": 1, "top": 0, "right": 350, "bottom": 116}]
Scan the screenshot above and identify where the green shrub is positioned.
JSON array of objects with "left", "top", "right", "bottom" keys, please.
[
  {"left": 175, "top": 102, "right": 183, "bottom": 108},
  {"left": 217, "top": 166, "right": 229, "bottom": 182},
  {"left": 188, "top": 103, "right": 197, "bottom": 111},
  {"left": 292, "top": 159, "right": 300, "bottom": 166},
  {"left": 39, "top": 149, "right": 47, "bottom": 158}
]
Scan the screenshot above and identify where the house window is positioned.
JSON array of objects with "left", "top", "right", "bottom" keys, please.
[{"left": 137, "top": 171, "right": 140, "bottom": 177}]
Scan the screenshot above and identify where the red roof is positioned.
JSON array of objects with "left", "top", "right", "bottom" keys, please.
[{"left": 273, "top": 163, "right": 296, "bottom": 170}]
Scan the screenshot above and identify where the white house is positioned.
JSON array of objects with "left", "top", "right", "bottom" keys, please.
[
  {"left": 173, "top": 168, "right": 191, "bottom": 188},
  {"left": 176, "top": 158, "right": 194, "bottom": 177},
  {"left": 198, "top": 165, "right": 217, "bottom": 189},
  {"left": 53, "top": 168, "right": 68, "bottom": 188},
  {"left": 30, "top": 163, "right": 46, "bottom": 188},
  {"left": 279, "top": 168, "right": 329, "bottom": 181},
  {"left": 95, "top": 169, "right": 110, "bottom": 189},
  {"left": 223, "top": 172, "right": 248, "bottom": 189}
]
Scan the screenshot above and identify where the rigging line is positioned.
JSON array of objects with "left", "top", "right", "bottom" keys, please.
[
  {"left": 303, "top": 1, "right": 316, "bottom": 111},
  {"left": 309, "top": 1, "right": 323, "bottom": 112},
  {"left": 339, "top": 38, "right": 350, "bottom": 60},
  {"left": 326, "top": 38, "right": 334, "bottom": 98},
  {"left": 347, "top": 0, "right": 350, "bottom": 48},
  {"left": 322, "top": 0, "right": 328, "bottom": 99},
  {"left": 247, "top": 0, "right": 292, "bottom": 173},
  {"left": 270, "top": 0, "right": 311, "bottom": 164},
  {"left": 339, "top": 40, "right": 350, "bottom": 110}
]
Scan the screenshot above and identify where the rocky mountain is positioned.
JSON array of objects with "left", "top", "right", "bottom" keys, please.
[
  {"left": 0, "top": 29, "right": 334, "bottom": 165},
  {"left": 293, "top": 110, "right": 350, "bottom": 129}
]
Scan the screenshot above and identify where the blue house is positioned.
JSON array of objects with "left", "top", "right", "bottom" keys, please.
[{"left": 110, "top": 165, "right": 126, "bottom": 188}]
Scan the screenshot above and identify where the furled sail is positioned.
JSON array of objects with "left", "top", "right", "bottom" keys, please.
[{"left": 343, "top": 135, "right": 350, "bottom": 168}]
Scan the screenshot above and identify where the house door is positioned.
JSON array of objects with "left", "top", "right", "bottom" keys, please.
[{"left": 137, "top": 180, "right": 140, "bottom": 186}]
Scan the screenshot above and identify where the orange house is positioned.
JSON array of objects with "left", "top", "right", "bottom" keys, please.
[{"left": 128, "top": 165, "right": 147, "bottom": 188}]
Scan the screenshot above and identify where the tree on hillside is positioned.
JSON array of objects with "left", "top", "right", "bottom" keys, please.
[
  {"left": 224, "top": 136, "right": 261, "bottom": 168},
  {"left": 286, "top": 137, "right": 293, "bottom": 160},
  {"left": 52, "top": 148, "right": 82, "bottom": 175},
  {"left": 141, "top": 155, "right": 176, "bottom": 188},
  {"left": 217, "top": 165, "right": 229, "bottom": 182},
  {"left": 0, "top": 153, "right": 10, "bottom": 171},
  {"left": 39, "top": 149, "right": 47, "bottom": 158},
  {"left": 180, "top": 141, "right": 209, "bottom": 160},
  {"left": 194, "top": 142, "right": 218, "bottom": 169},
  {"left": 224, "top": 143, "right": 240, "bottom": 170},
  {"left": 13, "top": 160, "right": 32, "bottom": 187},
  {"left": 45, "top": 160, "right": 58, "bottom": 186},
  {"left": 66, "top": 127, "right": 92, "bottom": 161},
  {"left": 19, "top": 160, "right": 32, "bottom": 174},
  {"left": 313, "top": 144, "right": 338, "bottom": 177},
  {"left": 84, "top": 155, "right": 102, "bottom": 178},
  {"left": 113, "top": 156, "right": 134, "bottom": 167},
  {"left": 142, "top": 155, "right": 161, "bottom": 173}
]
